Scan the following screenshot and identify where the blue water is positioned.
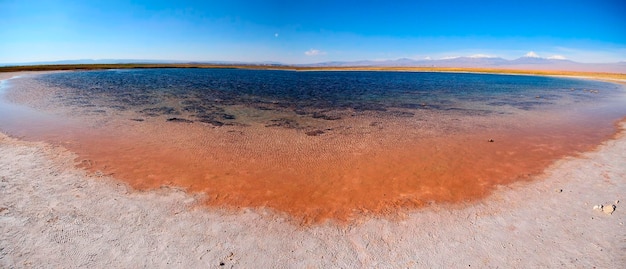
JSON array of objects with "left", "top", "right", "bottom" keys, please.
[{"left": 33, "top": 68, "right": 625, "bottom": 126}]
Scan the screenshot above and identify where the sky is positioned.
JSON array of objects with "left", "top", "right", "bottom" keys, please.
[{"left": 1, "top": 0, "right": 625, "bottom": 64}]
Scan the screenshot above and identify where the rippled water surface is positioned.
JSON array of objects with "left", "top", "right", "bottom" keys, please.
[
  {"left": 2, "top": 69, "right": 625, "bottom": 223},
  {"left": 33, "top": 69, "right": 624, "bottom": 125}
]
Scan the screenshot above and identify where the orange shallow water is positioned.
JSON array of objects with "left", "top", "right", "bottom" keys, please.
[{"left": 48, "top": 112, "right": 617, "bottom": 224}]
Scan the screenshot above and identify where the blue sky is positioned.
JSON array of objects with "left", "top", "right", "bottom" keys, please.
[{"left": 1, "top": 0, "right": 625, "bottom": 64}]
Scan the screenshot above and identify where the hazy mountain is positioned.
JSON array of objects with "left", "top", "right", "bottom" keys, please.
[
  {"left": 3, "top": 57, "right": 625, "bottom": 73},
  {"left": 306, "top": 56, "right": 626, "bottom": 73},
  {"left": 431, "top": 56, "right": 509, "bottom": 67}
]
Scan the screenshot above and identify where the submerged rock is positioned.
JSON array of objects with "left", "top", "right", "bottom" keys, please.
[
  {"left": 141, "top": 106, "right": 180, "bottom": 115},
  {"left": 167, "top": 118, "right": 194, "bottom": 123},
  {"left": 265, "top": 118, "right": 300, "bottom": 129},
  {"left": 199, "top": 119, "right": 224, "bottom": 126},
  {"left": 312, "top": 112, "right": 341, "bottom": 120},
  {"left": 217, "top": 113, "right": 236, "bottom": 120}
]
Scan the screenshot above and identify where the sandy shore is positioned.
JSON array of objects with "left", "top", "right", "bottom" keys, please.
[{"left": 1, "top": 71, "right": 625, "bottom": 267}]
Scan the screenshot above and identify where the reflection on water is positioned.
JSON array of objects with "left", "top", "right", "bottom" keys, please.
[{"left": 1, "top": 70, "right": 625, "bottom": 224}]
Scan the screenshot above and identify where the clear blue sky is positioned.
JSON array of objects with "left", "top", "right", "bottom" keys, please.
[{"left": 1, "top": 0, "right": 625, "bottom": 64}]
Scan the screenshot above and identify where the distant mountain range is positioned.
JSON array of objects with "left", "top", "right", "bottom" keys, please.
[
  {"left": 3, "top": 57, "right": 625, "bottom": 73},
  {"left": 305, "top": 56, "right": 626, "bottom": 73}
]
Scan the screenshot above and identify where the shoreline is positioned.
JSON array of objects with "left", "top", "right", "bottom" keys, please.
[
  {"left": 1, "top": 70, "right": 625, "bottom": 267},
  {"left": 2, "top": 64, "right": 625, "bottom": 81}
]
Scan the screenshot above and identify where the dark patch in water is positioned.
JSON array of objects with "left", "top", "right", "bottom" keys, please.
[
  {"left": 197, "top": 117, "right": 225, "bottom": 126},
  {"left": 167, "top": 117, "right": 193, "bottom": 123},
  {"left": 109, "top": 105, "right": 127, "bottom": 110},
  {"left": 312, "top": 112, "right": 341, "bottom": 120},
  {"left": 220, "top": 113, "right": 236, "bottom": 120},
  {"left": 141, "top": 106, "right": 180, "bottom": 115},
  {"left": 266, "top": 118, "right": 301, "bottom": 129}
]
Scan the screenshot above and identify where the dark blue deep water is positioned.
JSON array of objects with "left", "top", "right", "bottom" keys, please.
[{"left": 35, "top": 68, "right": 625, "bottom": 126}]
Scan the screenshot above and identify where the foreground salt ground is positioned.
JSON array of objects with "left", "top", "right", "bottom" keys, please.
[{"left": 1, "top": 125, "right": 625, "bottom": 268}]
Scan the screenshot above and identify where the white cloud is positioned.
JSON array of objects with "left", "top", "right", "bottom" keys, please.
[
  {"left": 424, "top": 56, "right": 432, "bottom": 60},
  {"left": 547, "top": 55, "right": 567, "bottom": 60},
  {"left": 440, "top": 56, "right": 460, "bottom": 60},
  {"left": 304, "top": 49, "right": 326, "bottom": 56},
  {"left": 524, "top": 51, "right": 540, "bottom": 58}
]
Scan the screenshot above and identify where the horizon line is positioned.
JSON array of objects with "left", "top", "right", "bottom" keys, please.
[{"left": 3, "top": 56, "right": 626, "bottom": 66}]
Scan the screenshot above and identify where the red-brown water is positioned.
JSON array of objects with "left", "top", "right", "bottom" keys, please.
[{"left": 1, "top": 72, "right": 625, "bottom": 224}]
